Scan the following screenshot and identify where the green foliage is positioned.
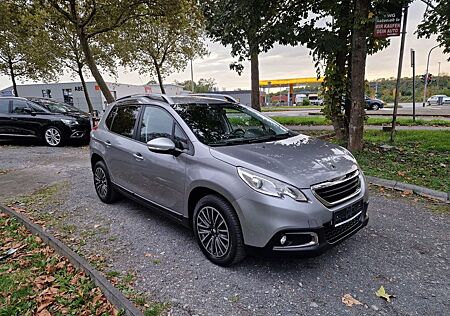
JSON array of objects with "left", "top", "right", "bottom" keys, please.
[
  {"left": 417, "top": 1, "right": 450, "bottom": 59},
  {"left": 175, "top": 78, "right": 217, "bottom": 93},
  {"left": 116, "top": 0, "right": 207, "bottom": 91},
  {"left": 0, "top": 1, "right": 58, "bottom": 94},
  {"left": 302, "top": 98, "right": 311, "bottom": 106}
]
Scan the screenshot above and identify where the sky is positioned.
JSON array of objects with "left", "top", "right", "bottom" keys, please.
[{"left": 1, "top": 1, "right": 448, "bottom": 91}]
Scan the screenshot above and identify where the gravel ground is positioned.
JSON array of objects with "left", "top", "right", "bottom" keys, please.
[{"left": 1, "top": 141, "right": 449, "bottom": 316}]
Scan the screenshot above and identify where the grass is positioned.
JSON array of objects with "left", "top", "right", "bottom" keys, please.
[
  {"left": 0, "top": 212, "right": 118, "bottom": 315},
  {"left": 354, "top": 130, "right": 450, "bottom": 192},
  {"left": 262, "top": 105, "right": 323, "bottom": 111},
  {"left": 271, "top": 116, "right": 450, "bottom": 127}
]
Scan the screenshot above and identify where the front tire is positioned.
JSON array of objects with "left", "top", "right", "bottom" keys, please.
[
  {"left": 193, "top": 195, "right": 246, "bottom": 266},
  {"left": 372, "top": 103, "right": 380, "bottom": 111},
  {"left": 44, "top": 126, "right": 64, "bottom": 147},
  {"left": 93, "top": 160, "right": 119, "bottom": 204}
]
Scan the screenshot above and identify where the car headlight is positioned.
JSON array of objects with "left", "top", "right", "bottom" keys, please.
[
  {"left": 61, "top": 119, "right": 79, "bottom": 125},
  {"left": 237, "top": 167, "right": 307, "bottom": 202}
]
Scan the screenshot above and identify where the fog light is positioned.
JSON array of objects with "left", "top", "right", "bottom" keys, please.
[{"left": 280, "top": 235, "right": 287, "bottom": 245}]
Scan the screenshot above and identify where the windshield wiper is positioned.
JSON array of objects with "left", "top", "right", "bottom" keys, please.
[{"left": 246, "top": 133, "right": 291, "bottom": 143}]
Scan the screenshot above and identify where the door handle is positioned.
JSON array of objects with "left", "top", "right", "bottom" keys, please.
[
  {"left": 133, "top": 153, "right": 144, "bottom": 161},
  {"left": 105, "top": 140, "right": 111, "bottom": 146}
]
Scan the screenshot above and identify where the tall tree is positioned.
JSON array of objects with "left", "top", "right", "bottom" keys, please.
[
  {"left": 201, "top": 0, "right": 305, "bottom": 111},
  {"left": 175, "top": 78, "right": 217, "bottom": 93},
  {"left": 116, "top": 1, "right": 207, "bottom": 94},
  {"left": 0, "top": 1, "right": 57, "bottom": 96},
  {"left": 417, "top": 1, "right": 449, "bottom": 58},
  {"left": 42, "top": 0, "right": 178, "bottom": 104}
]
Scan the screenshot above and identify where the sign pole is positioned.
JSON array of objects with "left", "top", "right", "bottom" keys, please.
[
  {"left": 390, "top": 4, "right": 409, "bottom": 142},
  {"left": 411, "top": 49, "right": 416, "bottom": 121}
]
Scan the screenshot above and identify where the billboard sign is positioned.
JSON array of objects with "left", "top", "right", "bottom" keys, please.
[{"left": 374, "top": 10, "right": 402, "bottom": 38}]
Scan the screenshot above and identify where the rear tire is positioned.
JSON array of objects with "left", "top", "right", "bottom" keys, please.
[
  {"left": 93, "top": 160, "right": 119, "bottom": 204},
  {"left": 193, "top": 195, "right": 246, "bottom": 266},
  {"left": 372, "top": 103, "right": 380, "bottom": 111},
  {"left": 44, "top": 126, "right": 64, "bottom": 147}
]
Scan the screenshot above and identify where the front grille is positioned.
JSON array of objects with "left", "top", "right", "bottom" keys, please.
[
  {"left": 325, "top": 216, "right": 361, "bottom": 244},
  {"left": 312, "top": 170, "right": 361, "bottom": 206},
  {"left": 334, "top": 199, "right": 364, "bottom": 225}
]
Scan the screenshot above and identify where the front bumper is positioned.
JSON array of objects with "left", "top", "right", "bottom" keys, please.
[
  {"left": 246, "top": 203, "right": 369, "bottom": 256},
  {"left": 232, "top": 174, "right": 369, "bottom": 254},
  {"left": 68, "top": 125, "right": 90, "bottom": 139}
]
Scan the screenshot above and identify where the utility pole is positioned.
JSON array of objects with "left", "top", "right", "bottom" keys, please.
[
  {"left": 411, "top": 49, "right": 416, "bottom": 121},
  {"left": 190, "top": 59, "right": 194, "bottom": 93},
  {"left": 390, "top": 4, "right": 409, "bottom": 142},
  {"left": 437, "top": 61, "right": 441, "bottom": 90},
  {"left": 422, "top": 44, "right": 440, "bottom": 107}
]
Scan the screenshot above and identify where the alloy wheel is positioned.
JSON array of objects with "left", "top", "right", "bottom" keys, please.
[
  {"left": 45, "top": 127, "right": 61, "bottom": 146},
  {"left": 94, "top": 167, "right": 108, "bottom": 199},
  {"left": 196, "top": 206, "right": 230, "bottom": 258}
]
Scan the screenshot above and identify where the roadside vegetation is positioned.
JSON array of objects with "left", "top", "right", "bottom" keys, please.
[
  {"left": 273, "top": 116, "right": 450, "bottom": 127},
  {"left": 353, "top": 131, "right": 449, "bottom": 192},
  {"left": 0, "top": 212, "right": 119, "bottom": 315}
]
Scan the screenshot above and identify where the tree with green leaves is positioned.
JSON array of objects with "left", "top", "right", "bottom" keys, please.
[
  {"left": 41, "top": 0, "right": 180, "bottom": 104},
  {"left": 417, "top": 1, "right": 449, "bottom": 58},
  {"left": 175, "top": 78, "right": 217, "bottom": 93},
  {"left": 201, "top": 0, "right": 306, "bottom": 111},
  {"left": 116, "top": 1, "right": 207, "bottom": 94},
  {"left": 0, "top": 1, "right": 57, "bottom": 96}
]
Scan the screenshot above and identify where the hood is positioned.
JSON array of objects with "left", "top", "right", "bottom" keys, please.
[
  {"left": 209, "top": 134, "right": 359, "bottom": 188},
  {"left": 57, "top": 111, "right": 90, "bottom": 122}
]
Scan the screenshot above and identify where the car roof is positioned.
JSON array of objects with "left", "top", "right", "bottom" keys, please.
[
  {"left": 115, "top": 94, "right": 236, "bottom": 106},
  {"left": 0, "top": 96, "right": 27, "bottom": 100}
]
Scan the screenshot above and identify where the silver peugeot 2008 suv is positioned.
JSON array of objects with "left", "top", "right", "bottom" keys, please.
[{"left": 90, "top": 94, "right": 369, "bottom": 266}]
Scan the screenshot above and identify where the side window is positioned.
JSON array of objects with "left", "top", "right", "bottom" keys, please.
[
  {"left": 0, "top": 99, "right": 9, "bottom": 114},
  {"left": 12, "top": 100, "right": 30, "bottom": 114},
  {"left": 105, "top": 107, "right": 117, "bottom": 130},
  {"left": 109, "top": 105, "right": 140, "bottom": 138},
  {"left": 27, "top": 102, "right": 46, "bottom": 113},
  {"left": 139, "top": 106, "right": 174, "bottom": 143}
]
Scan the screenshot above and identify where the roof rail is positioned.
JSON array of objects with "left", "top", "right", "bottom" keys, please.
[
  {"left": 190, "top": 93, "right": 238, "bottom": 103},
  {"left": 115, "top": 93, "right": 174, "bottom": 104}
]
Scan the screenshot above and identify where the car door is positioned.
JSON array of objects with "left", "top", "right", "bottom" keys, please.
[
  {"left": 0, "top": 98, "right": 12, "bottom": 135},
  {"left": 9, "top": 99, "right": 44, "bottom": 137},
  {"left": 102, "top": 104, "right": 142, "bottom": 191},
  {"left": 131, "top": 105, "right": 188, "bottom": 215}
]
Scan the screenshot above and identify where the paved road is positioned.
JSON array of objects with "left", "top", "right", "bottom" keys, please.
[
  {"left": 1, "top": 143, "right": 449, "bottom": 316},
  {"left": 263, "top": 104, "right": 450, "bottom": 119},
  {"left": 288, "top": 125, "right": 450, "bottom": 131}
]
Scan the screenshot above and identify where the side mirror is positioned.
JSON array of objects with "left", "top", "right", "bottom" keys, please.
[
  {"left": 147, "top": 137, "right": 176, "bottom": 154},
  {"left": 22, "top": 108, "right": 33, "bottom": 114}
]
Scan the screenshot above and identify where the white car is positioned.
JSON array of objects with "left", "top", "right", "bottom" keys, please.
[{"left": 427, "top": 95, "right": 450, "bottom": 106}]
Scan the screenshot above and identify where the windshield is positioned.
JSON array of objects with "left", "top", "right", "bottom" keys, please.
[
  {"left": 173, "top": 103, "right": 292, "bottom": 146},
  {"left": 33, "top": 99, "right": 81, "bottom": 114}
]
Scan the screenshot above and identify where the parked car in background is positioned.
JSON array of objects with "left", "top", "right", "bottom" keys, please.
[
  {"left": 0, "top": 97, "right": 91, "bottom": 146},
  {"left": 365, "top": 96, "right": 385, "bottom": 110},
  {"left": 90, "top": 94, "right": 369, "bottom": 266},
  {"left": 426, "top": 95, "right": 450, "bottom": 106}
]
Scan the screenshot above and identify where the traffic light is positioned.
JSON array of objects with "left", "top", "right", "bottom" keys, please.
[{"left": 427, "top": 73, "right": 433, "bottom": 84}]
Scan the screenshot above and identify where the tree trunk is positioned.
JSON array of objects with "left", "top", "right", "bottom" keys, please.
[
  {"left": 250, "top": 51, "right": 261, "bottom": 111},
  {"left": 155, "top": 63, "right": 166, "bottom": 94},
  {"left": 79, "top": 33, "right": 115, "bottom": 104},
  {"left": 77, "top": 63, "right": 95, "bottom": 125},
  {"left": 8, "top": 58, "right": 18, "bottom": 97},
  {"left": 348, "top": 0, "right": 369, "bottom": 152}
]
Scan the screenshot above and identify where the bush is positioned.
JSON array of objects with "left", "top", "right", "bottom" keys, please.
[{"left": 302, "top": 99, "right": 311, "bottom": 106}]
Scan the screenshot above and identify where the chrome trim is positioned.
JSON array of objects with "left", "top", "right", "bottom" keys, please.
[
  {"left": 334, "top": 211, "right": 362, "bottom": 227},
  {"left": 0, "top": 133, "right": 36, "bottom": 137},
  {"left": 311, "top": 170, "right": 361, "bottom": 207},
  {"left": 272, "top": 232, "right": 319, "bottom": 250},
  {"left": 327, "top": 219, "right": 363, "bottom": 245}
]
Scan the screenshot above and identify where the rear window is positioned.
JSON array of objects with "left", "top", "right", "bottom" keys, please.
[
  {"left": 0, "top": 99, "right": 9, "bottom": 113},
  {"left": 107, "top": 105, "right": 140, "bottom": 138}
]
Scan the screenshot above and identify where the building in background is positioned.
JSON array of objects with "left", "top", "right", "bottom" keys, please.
[
  {"left": 212, "top": 90, "right": 265, "bottom": 107},
  {"left": 0, "top": 82, "right": 188, "bottom": 112}
]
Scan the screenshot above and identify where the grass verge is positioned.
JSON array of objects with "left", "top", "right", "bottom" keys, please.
[
  {"left": 0, "top": 212, "right": 120, "bottom": 315},
  {"left": 262, "top": 106, "right": 323, "bottom": 111},
  {"left": 355, "top": 130, "right": 450, "bottom": 192},
  {"left": 271, "top": 116, "right": 450, "bottom": 127}
]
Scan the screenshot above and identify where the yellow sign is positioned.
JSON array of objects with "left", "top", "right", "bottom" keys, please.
[{"left": 259, "top": 77, "right": 324, "bottom": 87}]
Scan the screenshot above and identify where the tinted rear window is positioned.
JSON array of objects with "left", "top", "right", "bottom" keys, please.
[
  {"left": 108, "top": 105, "right": 140, "bottom": 138},
  {"left": 0, "top": 99, "right": 9, "bottom": 113}
]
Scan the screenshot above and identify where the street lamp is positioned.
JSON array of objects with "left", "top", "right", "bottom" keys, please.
[{"left": 422, "top": 44, "right": 440, "bottom": 107}]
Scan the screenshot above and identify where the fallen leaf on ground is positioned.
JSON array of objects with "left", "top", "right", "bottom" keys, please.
[
  {"left": 376, "top": 286, "right": 393, "bottom": 302},
  {"left": 94, "top": 224, "right": 101, "bottom": 228},
  {"left": 34, "top": 275, "right": 55, "bottom": 289},
  {"left": 397, "top": 171, "right": 405, "bottom": 177},
  {"left": 37, "top": 309, "right": 51, "bottom": 316},
  {"left": 342, "top": 294, "right": 362, "bottom": 307}
]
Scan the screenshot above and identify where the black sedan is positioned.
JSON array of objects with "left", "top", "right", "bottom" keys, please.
[
  {"left": 0, "top": 97, "right": 91, "bottom": 146},
  {"left": 365, "top": 96, "right": 385, "bottom": 110}
]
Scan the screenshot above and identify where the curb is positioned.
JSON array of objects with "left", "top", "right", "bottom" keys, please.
[
  {"left": 0, "top": 204, "right": 143, "bottom": 316},
  {"left": 366, "top": 176, "right": 450, "bottom": 203}
]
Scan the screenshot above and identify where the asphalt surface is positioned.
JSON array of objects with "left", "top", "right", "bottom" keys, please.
[{"left": 1, "top": 142, "right": 449, "bottom": 316}]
